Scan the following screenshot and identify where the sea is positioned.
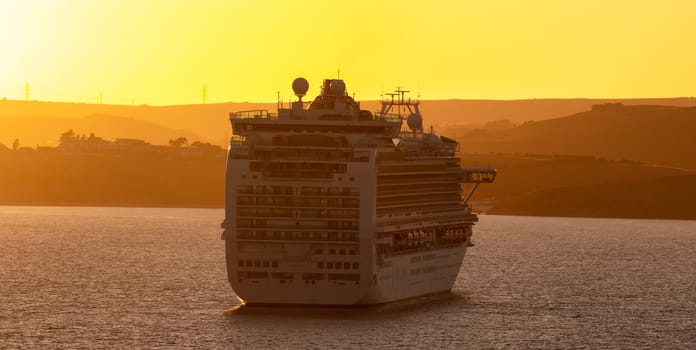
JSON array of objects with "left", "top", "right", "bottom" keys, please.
[{"left": 1, "top": 206, "right": 695, "bottom": 349}]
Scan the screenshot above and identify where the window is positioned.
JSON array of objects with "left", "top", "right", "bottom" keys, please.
[
  {"left": 271, "top": 261, "right": 278, "bottom": 268},
  {"left": 352, "top": 262, "right": 359, "bottom": 269},
  {"left": 343, "top": 262, "right": 350, "bottom": 269},
  {"left": 327, "top": 262, "right": 334, "bottom": 269},
  {"left": 329, "top": 249, "right": 336, "bottom": 255},
  {"left": 318, "top": 262, "right": 324, "bottom": 269},
  {"left": 339, "top": 249, "right": 346, "bottom": 255}
]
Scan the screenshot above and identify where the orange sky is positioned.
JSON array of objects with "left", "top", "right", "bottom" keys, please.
[{"left": 1, "top": 0, "right": 695, "bottom": 105}]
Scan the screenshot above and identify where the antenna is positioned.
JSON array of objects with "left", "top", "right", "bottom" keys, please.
[
  {"left": 24, "top": 82, "right": 30, "bottom": 101},
  {"left": 202, "top": 85, "right": 208, "bottom": 104},
  {"left": 98, "top": 93, "right": 103, "bottom": 104},
  {"left": 337, "top": 68, "right": 340, "bottom": 79}
]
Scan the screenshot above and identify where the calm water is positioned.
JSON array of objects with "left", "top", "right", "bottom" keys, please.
[{"left": 1, "top": 206, "right": 695, "bottom": 349}]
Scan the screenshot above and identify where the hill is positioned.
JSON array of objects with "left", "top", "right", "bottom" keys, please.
[
  {"left": 461, "top": 153, "right": 691, "bottom": 202},
  {"left": 488, "top": 174, "right": 696, "bottom": 220},
  {"left": 0, "top": 100, "right": 261, "bottom": 146},
  {"left": 1, "top": 148, "right": 694, "bottom": 220},
  {"left": 0, "top": 150, "right": 224, "bottom": 208},
  {"left": 0, "top": 114, "right": 200, "bottom": 147},
  {"left": 458, "top": 153, "right": 696, "bottom": 220},
  {"left": 455, "top": 104, "right": 696, "bottom": 169},
  {"left": 3, "top": 97, "right": 696, "bottom": 147}
]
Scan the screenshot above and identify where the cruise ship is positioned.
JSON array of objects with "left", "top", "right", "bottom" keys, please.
[{"left": 221, "top": 78, "right": 495, "bottom": 305}]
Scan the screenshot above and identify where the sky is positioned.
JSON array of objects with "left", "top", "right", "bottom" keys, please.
[{"left": 1, "top": 0, "right": 695, "bottom": 105}]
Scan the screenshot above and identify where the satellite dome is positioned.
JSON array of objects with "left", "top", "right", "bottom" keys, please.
[
  {"left": 292, "top": 77, "right": 309, "bottom": 97},
  {"left": 329, "top": 80, "right": 346, "bottom": 94},
  {"left": 407, "top": 113, "right": 423, "bottom": 132}
]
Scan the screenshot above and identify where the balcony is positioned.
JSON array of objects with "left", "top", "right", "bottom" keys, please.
[{"left": 230, "top": 110, "right": 277, "bottom": 119}]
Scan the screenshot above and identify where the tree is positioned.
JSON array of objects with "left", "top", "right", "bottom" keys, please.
[
  {"left": 59, "top": 129, "right": 76, "bottom": 145},
  {"left": 12, "top": 138, "right": 19, "bottom": 151},
  {"left": 168, "top": 137, "right": 188, "bottom": 148}
]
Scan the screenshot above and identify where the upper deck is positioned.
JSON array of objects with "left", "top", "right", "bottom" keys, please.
[{"left": 230, "top": 78, "right": 403, "bottom": 138}]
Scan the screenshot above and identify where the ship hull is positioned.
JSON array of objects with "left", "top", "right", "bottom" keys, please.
[
  {"left": 225, "top": 238, "right": 467, "bottom": 306},
  {"left": 359, "top": 245, "right": 466, "bottom": 305}
]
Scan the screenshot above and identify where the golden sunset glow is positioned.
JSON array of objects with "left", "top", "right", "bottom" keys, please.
[{"left": 1, "top": 0, "right": 695, "bottom": 104}]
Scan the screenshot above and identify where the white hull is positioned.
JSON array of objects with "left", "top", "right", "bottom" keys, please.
[
  {"left": 360, "top": 246, "right": 466, "bottom": 304},
  {"left": 226, "top": 238, "right": 467, "bottom": 305}
]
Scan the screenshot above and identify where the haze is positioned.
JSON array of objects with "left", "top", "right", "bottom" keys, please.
[{"left": 1, "top": 0, "right": 695, "bottom": 105}]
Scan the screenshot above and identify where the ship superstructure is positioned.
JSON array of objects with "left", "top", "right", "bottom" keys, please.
[{"left": 221, "top": 78, "right": 495, "bottom": 305}]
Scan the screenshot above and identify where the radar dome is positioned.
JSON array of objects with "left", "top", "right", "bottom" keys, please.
[
  {"left": 292, "top": 77, "right": 309, "bottom": 97},
  {"left": 329, "top": 80, "right": 346, "bottom": 94},
  {"left": 407, "top": 113, "right": 423, "bottom": 132}
]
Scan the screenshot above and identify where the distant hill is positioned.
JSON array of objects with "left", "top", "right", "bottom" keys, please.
[
  {"left": 460, "top": 153, "right": 696, "bottom": 220},
  {"left": 0, "top": 150, "right": 224, "bottom": 208},
  {"left": 3, "top": 97, "right": 696, "bottom": 147},
  {"left": 455, "top": 104, "right": 696, "bottom": 169},
  {"left": 488, "top": 174, "right": 696, "bottom": 220},
  {"left": 461, "top": 153, "right": 691, "bottom": 203},
  {"left": 0, "top": 113, "right": 200, "bottom": 147},
  {"left": 0, "top": 99, "right": 273, "bottom": 146}
]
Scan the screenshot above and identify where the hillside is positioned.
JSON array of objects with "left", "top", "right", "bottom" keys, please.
[
  {"left": 3, "top": 97, "right": 696, "bottom": 147},
  {"left": 0, "top": 150, "right": 224, "bottom": 208},
  {"left": 3, "top": 99, "right": 696, "bottom": 219},
  {"left": 456, "top": 105, "right": 696, "bottom": 169},
  {"left": 0, "top": 114, "right": 200, "bottom": 147},
  {"left": 488, "top": 174, "right": 696, "bottom": 220},
  {"left": 0, "top": 100, "right": 260, "bottom": 146},
  {"left": 2, "top": 149, "right": 693, "bottom": 220},
  {"left": 460, "top": 153, "right": 691, "bottom": 203}
]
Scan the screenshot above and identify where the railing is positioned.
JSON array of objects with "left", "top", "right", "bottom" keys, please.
[
  {"left": 374, "top": 112, "right": 402, "bottom": 122},
  {"left": 230, "top": 137, "right": 246, "bottom": 145},
  {"left": 230, "top": 110, "right": 277, "bottom": 119}
]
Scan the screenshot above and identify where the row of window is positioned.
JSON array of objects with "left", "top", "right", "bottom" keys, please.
[
  {"left": 238, "top": 259, "right": 279, "bottom": 268},
  {"left": 236, "top": 230, "right": 359, "bottom": 242},
  {"left": 236, "top": 220, "right": 359, "bottom": 230},
  {"left": 236, "top": 259, "right": 360, "bottom": 271},
  {"left": 236, "top": 185, "right": 359, "bottom": 196},
  {"left": 237, "top": 197, "right": 360, "bottom": 208},
  {"left": 236, "top": 208, "right": 360, "bottom": 221},
  {"left": 317, "top": 261, "right": 360, "bottom": 270},
  {"left": 314, "top": 248, "right": 358, "bottom": 255},
  {"left": 237, "top": 271, "right": 361, "bottom": 283}
]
